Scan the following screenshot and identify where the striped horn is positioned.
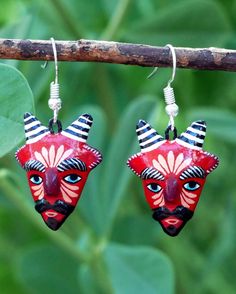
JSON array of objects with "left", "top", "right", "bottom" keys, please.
[
  {"left": 61, "top": 113, "right": 93, "bottom": 142},
  {"left": 24, "top": 112, "right": 50, "bottom": 144},
  {"left": 176, "top": 120, "right": 206, "bottom": 150},
  {"left": 136, "top": 120, "right": 164, "bottom": 152}
]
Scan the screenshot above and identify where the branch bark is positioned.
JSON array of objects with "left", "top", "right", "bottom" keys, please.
[{"left": 0, "top": 38, "right": 236, "bottom": 71}]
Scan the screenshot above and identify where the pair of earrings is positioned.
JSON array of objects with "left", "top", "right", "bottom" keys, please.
[{"left": 15, "top": 42, "right": 219, "bottom": 236}]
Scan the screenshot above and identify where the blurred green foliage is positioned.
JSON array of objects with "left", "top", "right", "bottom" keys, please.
[{"left": 0, "top": 0, "right": 236, "bottom": 293}]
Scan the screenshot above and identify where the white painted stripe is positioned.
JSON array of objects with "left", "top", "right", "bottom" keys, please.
[
  {"left": 24, "top": 115, "right": 34, "bottom": 122},
  {"left": 73, "top": 121, "right": 91, "bottom": 129},
  {"left": 187, "top": 127, "right": 206, "bottom": 136},
  {"left": 24, "top": 120, "right": 41, "bottom": 130},
  {"left": 66, "top": 126, "right": 88, "bottom": 136},
  {"left": 139, "top": 134, "right": 163, "bottom": 146},
  {"left": 141, "top": 140, "right": 166, "bottom": 152},
  {"left": 138, "top": 129, "right": 156, "bottom": 140},
  {"left": 181, "top": 132, "right": 204, "bottom": 143},
  {"left": 26, "top": 126, "right": 49, "bottom": 138},
  {"left": 26, "top": 131, "right": 50, "bottom": 144},
  {"left": 175, "top": 138, "right": 202, "bottom": 150},
  {"left": 193, "top": 122, "right": 206, "bottom": 127},
  {"left": 136, "top": 124, "right": 150, "bottom": 132},
  {"left": 80, "top": 115, "right": 93, "bottom": 123},
  {"left": 61, "top": 131, "right": 86, "bottom": 142}
]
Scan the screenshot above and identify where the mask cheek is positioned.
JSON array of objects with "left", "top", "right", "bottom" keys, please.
[
  {"left": 180, "top": 179, "right": 206, "bottom": 211},
  {"left": 142, "top": 180, "right": 165, "bottom": 209},
  {"left": 59, "top": 171, "right": 89, "bottom": 205},
  {"left": 27, "top": 172, "right": 45, "bottom": 202}
]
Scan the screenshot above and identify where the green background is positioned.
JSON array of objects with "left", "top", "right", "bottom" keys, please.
[{"left": 0, "top": 0, "right": 236, "bottom": 293}]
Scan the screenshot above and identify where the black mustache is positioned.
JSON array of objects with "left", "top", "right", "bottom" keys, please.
[
  {"left": 35, "top": 199, "right": 75, "bottom": 216},
  {"left": 152, "top": 206, "right": 193, "bottom": 222}
]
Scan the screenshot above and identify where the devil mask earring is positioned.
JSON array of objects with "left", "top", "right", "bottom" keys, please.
[
  {"left": 15, "top": 38, "right": 102, "bottom": 230},
  {"left": 127, "top": 45, "right": 219, "bottom": 237}
]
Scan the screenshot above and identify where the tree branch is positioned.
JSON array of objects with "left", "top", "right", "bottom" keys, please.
[{"left": 0, "top": 38, "right": 236, "bottom": 71}]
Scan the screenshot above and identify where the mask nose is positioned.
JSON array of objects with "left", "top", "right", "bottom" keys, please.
[
  {"left": 163, "top": 176, "right": 179, "bottom": 202},
  {"left": 44, "top": 168, "right": 60, "bottom": 196}
]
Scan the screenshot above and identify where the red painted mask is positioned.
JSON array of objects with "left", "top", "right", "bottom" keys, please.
[
  {"left": 15, "top": 113, "right": 102, "bottom": 230},
  {"left": 127, "top": 120, "right": 219, "bottom": 236}
]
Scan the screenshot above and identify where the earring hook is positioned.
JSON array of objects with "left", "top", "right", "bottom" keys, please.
[
  {"left": 51, "top": 37, "right": 58, "bottom": 84},
  {"left": 165, "top": 44, "right": 176, "bottom": 87},
  {"left": 147, "top": 44, "right": 177, "bottom": 81},
  {"left": 147, "top": 44, "right": 179, "bottom": 132},
  {"left": 48, "top": 37, "right": 62, "bottom": 124},
  {"left": 163, "top": 44, "right": 178, "bottom": 132}
]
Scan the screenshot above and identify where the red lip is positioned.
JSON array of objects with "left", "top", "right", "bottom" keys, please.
[
  {"left": 164, "top": 218, "right": 180, "bottom": 225},
  {"left": 45, "top": 211, "right": 58, "bottom": 217}
]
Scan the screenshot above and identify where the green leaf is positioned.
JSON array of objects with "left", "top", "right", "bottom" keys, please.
[
  {"left": 16, "top": 244, "right": 80, "bottom": 294},
  {"left": 111, "top": 215, "right": 160, "bottom": 246},
  {"left": 187, "top": 107, "right": 236, "bottom": 144},
  {"left": 0, "top": 63, "right": 34, "bottom": 157},
  {"left": 0, "top": 0, "right": 24, "bottom": 26},
  {"left": 104, "top": 243, "right": 174, "bottom": 294},
  {"left": 78, "top": 263, "right": 110, "bottom": 294},
  {"left": 123, "top": 0, "right": 231, "bottom": 47}
]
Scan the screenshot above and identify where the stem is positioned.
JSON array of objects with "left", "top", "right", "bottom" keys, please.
[
  {"left": 0, "top": 38, "right": 235, "bottom": 71},
  {"left": 102, "top": 0, "right": 132, "bottom": 40},
  {"left": 0, "top": 169, "right": 89, "bottom": 264}
]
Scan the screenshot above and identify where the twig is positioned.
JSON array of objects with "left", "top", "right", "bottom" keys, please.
[{"left": 0, "top": 38, "right": 236, "bottom": 71}]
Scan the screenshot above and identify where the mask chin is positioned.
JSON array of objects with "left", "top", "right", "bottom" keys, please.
[
  {"left": 34, "top": 199, "right": 76, "bottom": 230},
  {"left": 159, "top": 220, "right": 186, "bottom": 237},
  {"left": 42, "top": 213, "right": 69, "bottom": 231},
  {"left": 152, "top": 206, "right": 194, "bottom": 237},
  {"left": 45, "top": 217, "right": 62, "bottom": 231}
]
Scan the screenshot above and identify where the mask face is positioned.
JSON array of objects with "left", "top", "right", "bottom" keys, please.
[
  {"left": 127, "top": 120, "right": 219, "bottom": 236},
  {"left": 16, "top": 113, "right": 102, "bottom": 230}
]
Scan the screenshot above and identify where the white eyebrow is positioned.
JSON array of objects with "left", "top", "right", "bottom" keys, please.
[
  {"left": 180, "top": 166, "right": 205, "bottom": 180},
  {"left": 24, "top": 160, "right": 45, "bottom": 172},
  {"left": 141, "top": 167, "right": 165, "bottom": 180},
  {"left": 57, "top": 158, "right": 87, "bottom": 172}
]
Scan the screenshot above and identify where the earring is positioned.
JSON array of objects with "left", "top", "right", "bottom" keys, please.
[
  {"left": 15, "top": 38, "right": 102, "bottom": 231},
  {"left": 127, "top": 45, "right": 219, "bottom": 237}
]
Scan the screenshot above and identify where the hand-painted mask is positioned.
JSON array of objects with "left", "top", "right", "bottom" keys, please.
[
  {"left": 15, "top": 113, "right": 102, "bottom": 230},
  {"left": 127, "top": 120, "right": 219, "bottom": 236}
]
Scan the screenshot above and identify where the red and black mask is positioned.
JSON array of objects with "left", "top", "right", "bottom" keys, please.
[
  {"left": 127, "top": 120, "right": 219, "bottom": 236},
  {"left": 15, "top": 113, "right": 102, "bottom": 230}
]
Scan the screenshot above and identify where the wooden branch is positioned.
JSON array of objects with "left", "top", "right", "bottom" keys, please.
[{"left": 0, "top": 38, "right": 236, "bottom": 71}]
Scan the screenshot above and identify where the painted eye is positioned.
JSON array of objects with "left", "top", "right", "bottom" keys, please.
[
  {"left": 147, "top": 183, "right": 162, "bottom": 193},
  {"left": 184, "top": 181, "right": 200, "bottom": 191},
  {"left": 64, "top": 174, "right": 81, "bottom": 184},
  {"left": 30, "top": 175, "right": 43, "bottom": 185}
]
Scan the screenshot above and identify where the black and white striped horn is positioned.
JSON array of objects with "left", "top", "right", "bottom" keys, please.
[
  {"left": 24, "top": 112, "right": 50, "bottom": 144},
  {"left": 136, "top": 120, "right": 164, "bottom": 152},
  {"left": 176, "top": 120, "right": 206, "bottom": 150},
  {"left": 61, "top": 113, "right": 93, "bottom": 142}
]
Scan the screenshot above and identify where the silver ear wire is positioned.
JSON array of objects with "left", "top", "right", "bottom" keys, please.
[
  {"left": 163, "top": 44, "right": 179, "bottom": 131},
  {"left": 48, "top": 37, "right": 62, "bottom": 123},
  {"left": 147, "top": 45, "right": 179, "bottom": 132}
]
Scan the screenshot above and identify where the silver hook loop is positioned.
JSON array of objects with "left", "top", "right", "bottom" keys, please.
[
  {"left": 48, "top": 37, "right": 61, "bottom": 123},
  {"left": 166, "top": 44, "right": 176, "bottom": 87},
  {"left": 146, "top": 44, "right": 176, "bottom": 80},
  {"left": 146, "top": 44, "right": 179, "bottom": 132},
  {"left": 51, "top": 37, "right": 58, "bottom": 84}
]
